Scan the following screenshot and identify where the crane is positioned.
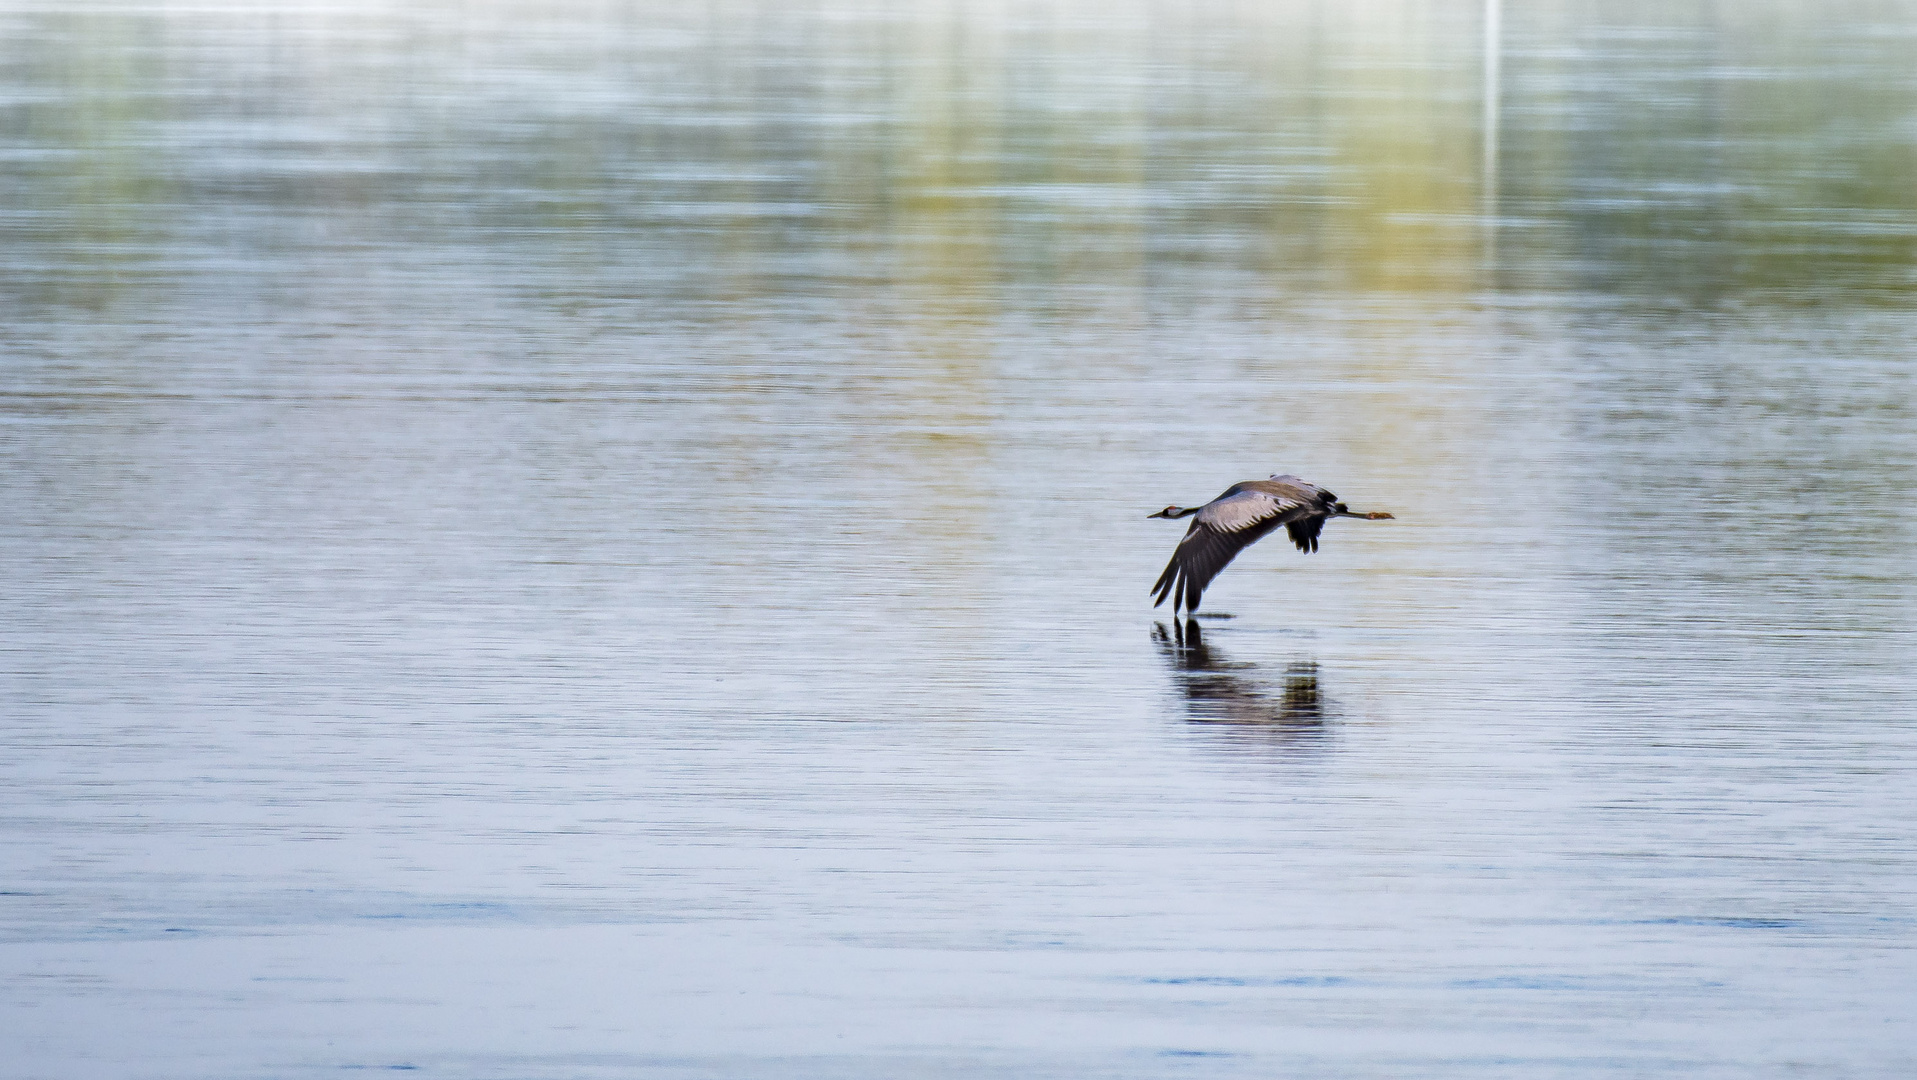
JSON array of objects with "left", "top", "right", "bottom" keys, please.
[{"left": 1150, "top": 474, "right": 1393, "bottom": 614}]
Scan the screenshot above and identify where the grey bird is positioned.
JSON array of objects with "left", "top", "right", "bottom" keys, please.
[{"left": 1149, "top": 474, "right": 1394, "bottom": 614}]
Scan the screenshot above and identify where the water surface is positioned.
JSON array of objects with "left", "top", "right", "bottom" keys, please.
[{"left": 4, "top": 1, "right": 1916, "bottom": 1076}]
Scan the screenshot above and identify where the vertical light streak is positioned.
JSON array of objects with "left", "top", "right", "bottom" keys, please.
[{"left": 1481, "top": 0, "right": 1502, "bottom": 275}]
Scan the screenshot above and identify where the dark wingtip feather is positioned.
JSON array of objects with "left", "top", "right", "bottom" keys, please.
[{"left": 1151, "top": 557, "right": 1178, "bottom": 606}]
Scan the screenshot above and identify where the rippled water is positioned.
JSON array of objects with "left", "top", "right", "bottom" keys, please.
[{"left": 4, "top": 2, "right": 1916, "bottom": 1076}]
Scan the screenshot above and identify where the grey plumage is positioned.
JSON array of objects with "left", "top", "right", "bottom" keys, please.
[{"left": 1148, "top": 474, "right": 1394, "bottom": 614}]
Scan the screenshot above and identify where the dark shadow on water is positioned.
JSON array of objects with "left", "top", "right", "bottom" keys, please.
[{"left": 1151, "top": 619, "right": 1331, "bottom": 755}]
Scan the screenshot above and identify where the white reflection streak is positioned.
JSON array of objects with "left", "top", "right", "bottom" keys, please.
[{"left": 1481, "top": 0, "right": 1502, "bottom": 269}]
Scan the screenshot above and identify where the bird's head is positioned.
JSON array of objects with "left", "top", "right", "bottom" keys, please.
[{"left": 1148, "top": 505, "right": 1184, "bottom": 519}]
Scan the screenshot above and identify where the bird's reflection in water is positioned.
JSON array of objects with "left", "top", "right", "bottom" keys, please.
[{"left": 1152, "top": 619, "right": 1330, "bottom": 755}]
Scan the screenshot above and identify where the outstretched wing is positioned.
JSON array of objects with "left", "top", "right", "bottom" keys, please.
[{"left": 1151, "top": 486, "right": 1316, "bottom": 613}]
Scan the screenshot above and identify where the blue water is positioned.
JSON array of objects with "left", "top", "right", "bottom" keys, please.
[{"left": 4, "top": 2, "right": 1915, "bottom": 1076}]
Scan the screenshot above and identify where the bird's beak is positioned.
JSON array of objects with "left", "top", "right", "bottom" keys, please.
[{"left": 1147, "top": 507, "right": 1174, "bottom": 518}]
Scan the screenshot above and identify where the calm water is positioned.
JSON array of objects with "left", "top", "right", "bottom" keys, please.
[{"left": 4, "top": 1, "right": 1917, "bottom": 1076}]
